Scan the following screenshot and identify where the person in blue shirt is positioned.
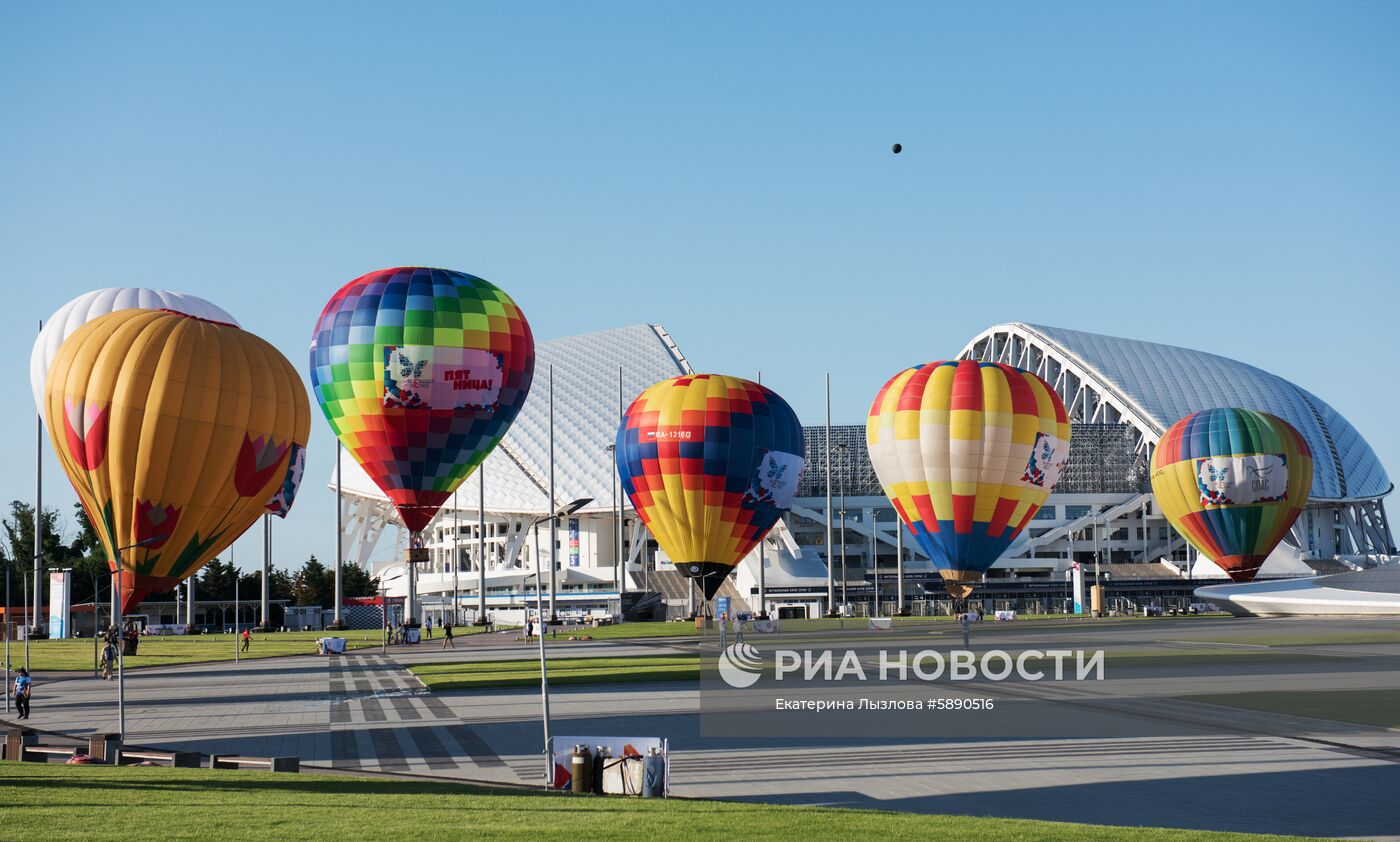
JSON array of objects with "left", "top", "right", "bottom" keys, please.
[{"left": 13, "top": 668, "right": 32, "bottom": 720}]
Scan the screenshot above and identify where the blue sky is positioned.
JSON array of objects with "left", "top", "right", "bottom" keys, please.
[{"left": 2, "top": 1, "right": 1396, "bottom": 572}]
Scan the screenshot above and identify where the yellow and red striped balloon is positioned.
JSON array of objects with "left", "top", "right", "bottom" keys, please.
[{"left": 867, "top": 360, "right": 1070, "bottom": 597}]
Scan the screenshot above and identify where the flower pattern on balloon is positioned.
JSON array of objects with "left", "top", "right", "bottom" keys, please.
[
  {"left": 134, "top": 500, "right": 181, "bottom": 549},
  {"left": 235, "top": 434, "right": 289, "bottom": 497},
  {"left": 62, "top": 398, "right": 110, "bottom": 471}
]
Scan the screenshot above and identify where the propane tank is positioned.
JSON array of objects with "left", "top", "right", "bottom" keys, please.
[
  {"left": 592, "top": 745, "right": 610, "bottom": 794},
  {"left": 642, "top": 746, "right": 665, "bottom": 797},
  {"left": 570, "top": 744, "right": 593, "bottom": 794}
]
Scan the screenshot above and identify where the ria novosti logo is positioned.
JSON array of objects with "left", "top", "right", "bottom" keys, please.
[
  {"left": 717, "top": 643, "right": 765, "bottom": 688},
  {"left": 715, "top": 643, "right": 1105, "bottom": 688}
]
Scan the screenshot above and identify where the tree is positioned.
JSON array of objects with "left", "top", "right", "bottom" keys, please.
[
  {"left": 342, "top": 562, "right": 380, "bottom": 598},
  {"left": 291, "top": 555, "right": 330, "bottom": 607},
  {"left": 2, "top": 501, "right": 83, "bottom": 614}
]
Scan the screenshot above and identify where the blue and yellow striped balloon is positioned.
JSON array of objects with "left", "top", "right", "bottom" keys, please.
[{"left": 616, "top": 375, "right": 805, "bottom": 601}]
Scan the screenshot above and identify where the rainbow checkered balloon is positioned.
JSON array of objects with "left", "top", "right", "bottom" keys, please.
[
  {"left": 1150, "top": 408, "right": 1311, "bottom": 582},
  {"left": 616, "top": 374, "right": 805, "bottom": 601},
  {"left": 867, "top": 360, "right": 1070, "bottom": 598},
  {"left": 309, "top": 267, "right": 534, "bottom": 533}
]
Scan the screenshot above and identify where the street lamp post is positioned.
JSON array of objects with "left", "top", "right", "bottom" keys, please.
[
  {"left": 378, "top": 572, "right": 405, "bottom": 654},
  {"left": 836, "top": 442, "right": 849, "bottom": 615},
  {"left": 605, "top": 443, "right": 621, "bottom": 613},
  {"left": 114, "top": 537, "right": 162, "bottom": 740},
  {"left": 528, "top": 498, "right": 591, "bottom": 789},
  {"left": 3, "top": 557, "right": 9, "bottom": 713},
  {"left": 870, "top": 509, "right": 880, "bottom": 618}
]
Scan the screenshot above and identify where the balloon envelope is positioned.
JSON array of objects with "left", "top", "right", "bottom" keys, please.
[
  {"left": 309, "top": 267, "right": 534, "bottom": 534},
  {"left": 867, "top": 360, "right": 1070, "bottom": 597},
  {"left": 31, "top": 288, "right": 239, "bottom": 413},
  {"left": 1150, "top": 408, "right": 1312, "bottom": 583},
  {"left": 46, "top": 309, "right": 309, "bottom": 613},
  {"left": 616, "top": 374, "right": 805, "bottom": 600}
]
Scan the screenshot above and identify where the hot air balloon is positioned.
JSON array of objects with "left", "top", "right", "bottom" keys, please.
[
  {"left": 616, "top": 374, "right": 805, "bottom": 602},
  {"left": 46, "top": 309, "right": 309, "bottom": 613},
  {"left": 867, "top": 360, "right": 1070, "bottom": 598},
  {"left": 1150, "top": 408, "right": 1312, "bottom": 583},
  {"left": 308, "top": 267, "right": 534, "bottom": 536},
  {"left": 31, "top": 288, "right": 240, "bottom": 412}
]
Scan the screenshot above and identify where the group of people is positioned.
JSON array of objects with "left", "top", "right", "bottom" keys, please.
[{"left": 97, "top": 623, "right": 144, "bottom": 680}]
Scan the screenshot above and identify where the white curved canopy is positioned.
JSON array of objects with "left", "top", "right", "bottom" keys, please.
[
  {"left": 960, "top": 323, "right": 1390, "bottom": 502},
  {"left": 333, "top": 323, "right": 693, "bottom": 516}
]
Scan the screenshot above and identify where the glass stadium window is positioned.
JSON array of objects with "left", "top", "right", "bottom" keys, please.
[
  {"left": 1159, "top": 527, "right": 1169, "bottom": 540},
  {"left": 1109, "top": 528, "right": 1128, "bottom": 541},
  {"left": 1034, "top": 507, "right": 1058, "bottom": 520},
  {"left": 1064, "top": 505, "right": 1091, "bottom": 519}
]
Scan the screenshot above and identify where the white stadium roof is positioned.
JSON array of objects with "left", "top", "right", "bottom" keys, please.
[
  {"left": 335, "top": 323, "right": 692, "bottom": 516},
  {"left": 962, "top": 323, "right": 1390, "bottom": 502}
]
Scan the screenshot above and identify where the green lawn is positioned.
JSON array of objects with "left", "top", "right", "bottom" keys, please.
[
  {"left": 1180, "top": 688, "right": 1400, "bottom": 728},
  {"left": 412, "top": 654, "right": 699, "bottom": 690},
  {"left": 0, "top": 629, "right": 486, "bottom": 672},
  {"left": 1168, "top": 632, "right": 1400, "bottom": 648},
  {"left": 548, "top": 613, "right": 1220, "bottom": 642},
  {"left": 0, "top": 764, "right": 1314, "bottom": 841}
]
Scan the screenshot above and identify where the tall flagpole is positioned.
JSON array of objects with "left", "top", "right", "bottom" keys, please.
[
  {"left": 757, "top": 370, "right": 767, "bottom": 619},
  {"left": 547, "top": 363, "right": 557, "bottom": 622},
  {"left": 260, "top": 514, "right": 271, "bottom": 630},
  {"left": 33, "top": 320, "right": 43, "bottom": 637},
  {"left": 825, "top": 373, "right": 835, "bottom": 616},
  {"left": 478, "top": 461, "right": 486, "bottom": 622},
  {"left": 331, "top": 442, "right": 345, "bottom": 629},
  {"left": 617, "top": 365, "right": 626, "bottom": 603},
  {"left": 452, "top": 489, "right": 459, "bottom": 625}
]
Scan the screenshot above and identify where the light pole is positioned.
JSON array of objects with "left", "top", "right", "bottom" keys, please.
[
  {"left": 3, "top": 556, "right": 10, "bottom": 713},
  {"left": 605, "top": 444, "right": 621, "bottom": 611},
  {"left": 824, "top": 372, "right": 835, "bottom": 617},
  {"left": 870, "top": 509, "right": 880, "bottom": 618},
  {"left": 477, "top": 462, "right": 486, "bottom": 625},
  {"left": 114, "top": 537, "right": 162, "bottom": 740},
  {"left": 836, "top": 442, "right": 849, "bottom": 615},
  {"left": 378, "top": 572, "right": 405, "bottom": 654},
  {"left": 330, "top": 442, "right": 346, "bottom": 630},
  {"left": 452, "top": 490, "right": 460, "bottom": 625},
  {"left": 529, "top": 497, "right": 591, "bottom": 788}
]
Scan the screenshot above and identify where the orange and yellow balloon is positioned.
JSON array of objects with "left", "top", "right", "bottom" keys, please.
[
  {"left": 46, "top": 309, "right": 310, "bottom": 612},
  {"left": 867, "top": 360, "right": 1070, "bottom": 598}
]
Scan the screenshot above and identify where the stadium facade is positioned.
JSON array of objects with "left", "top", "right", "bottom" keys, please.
[{"left": 334, "top": 322, "right": 1395, "bottom": 623}]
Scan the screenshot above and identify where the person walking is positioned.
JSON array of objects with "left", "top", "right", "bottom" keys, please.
[
  {"left": 100, "top": 636, "right": 117, "bottom": 680},
  {"left": 13, "top": 668, "right": 32, "bottom": 720},
  {"left": 959, "top": 612, "right": 971, "bottom": 649},
  {"left": 425, "top": 617, "right": 433, "bottom": 639},
  {"left": 441, "top": 621, "right": 455, "bottom": 649},
  {"left": 525, "top": 617, "right": 534, "bottom": 642},
  {"left": 240, "top": 627, "right": 251, "bottom": 653},
  {"left": 733, "top": 614, "right": 745, "bottom": 645},
  {"left": 718, "top": 611, "right": 728, "bottom": 649}
]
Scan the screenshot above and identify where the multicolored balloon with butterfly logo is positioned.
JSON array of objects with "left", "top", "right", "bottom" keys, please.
[
  {"left": 1150, "top": 408, "right": 1312, "bottom": 582},
  {"left": 45, "top": 309, "right": 309, "bottom": 613},
  {"left": 616, "top": 374, "right": 805, "bottom": 601},
  {"left": 309, "top": 267, "right": 535, "bottom": 534},
  {"left": 867, "top": 360, "right": 1070, "bottom": 598}
]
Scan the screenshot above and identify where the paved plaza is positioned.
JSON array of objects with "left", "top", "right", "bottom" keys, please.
[{"left": 9, "top": 617, "right": 1400, "bottom": 839}]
